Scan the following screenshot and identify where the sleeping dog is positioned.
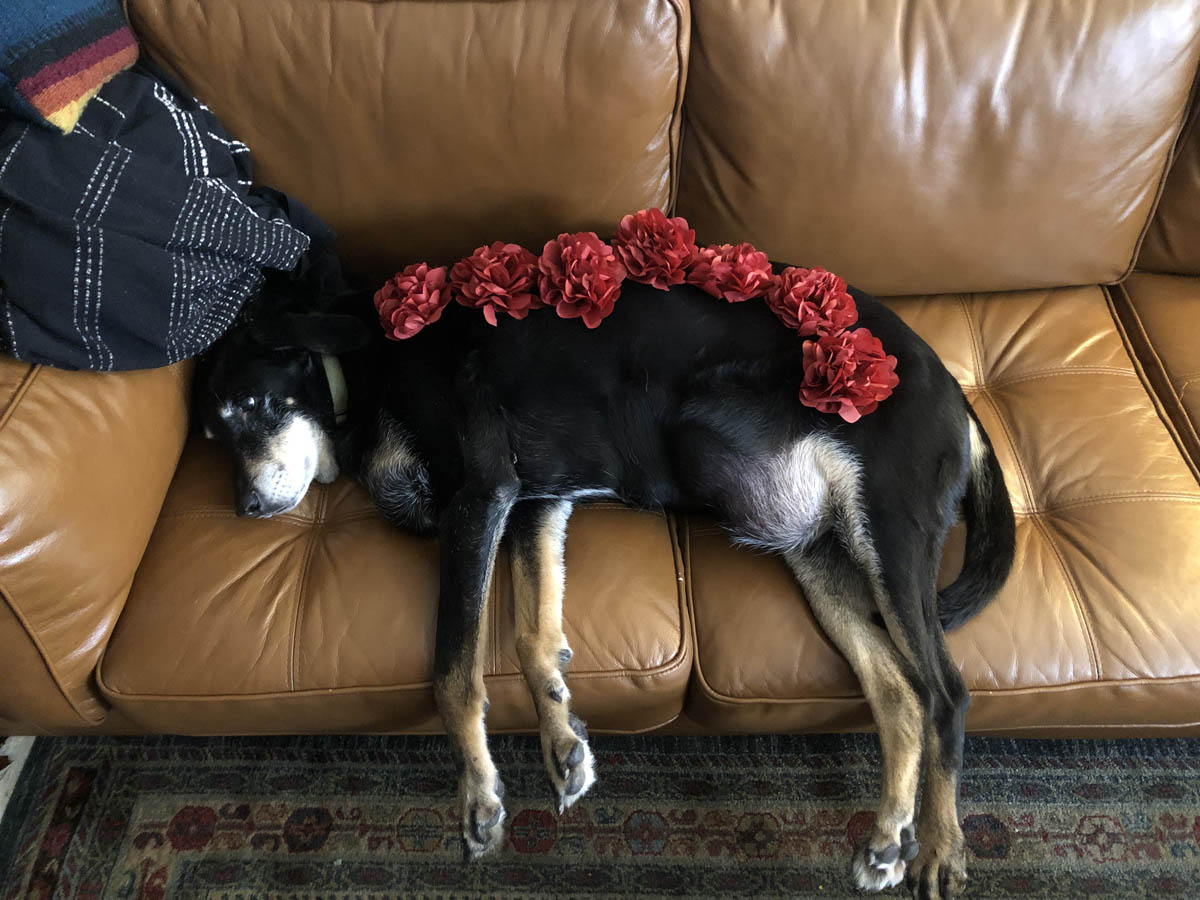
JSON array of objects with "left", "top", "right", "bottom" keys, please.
[{"left": 196, "top": 273, "right": 1014, "bottom": 899}]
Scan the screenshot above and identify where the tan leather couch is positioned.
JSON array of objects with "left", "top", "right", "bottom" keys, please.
[{"left": 3, "top": 0, "right": 1199, "bottom": 739}]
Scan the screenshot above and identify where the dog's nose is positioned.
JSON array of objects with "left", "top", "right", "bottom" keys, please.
[{"left": 240, "top": 490, "right": 263, "bottom": 517}]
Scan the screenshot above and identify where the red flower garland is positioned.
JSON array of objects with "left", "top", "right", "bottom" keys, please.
[
  {"left": 687, "top": 242, "right": 774, "bottom": 303},
  {"left": 373, "top": 263, "right": 450, "bottom": 340},
  {"left": 538, "top": 231, "right": 627, "bottom": 329},
  {"left": 372, "top": 209, "right": 898, "bottom": 419},
  {"left": 450, "top": 242, "right": 542, "bottom": 326},
  {"left": 612, "top": 208, "right": 698, "bottom": 290},
  {"left": 766, "top": 266, "right": 858, "bottom": 337},
  {"left": 800, "top": 328, "right": 899, "bottom": 423}
]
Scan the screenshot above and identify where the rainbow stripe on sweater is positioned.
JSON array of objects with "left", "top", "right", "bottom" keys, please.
[{"left": 2, "top": 0, "right": 139, "bottom": 133}]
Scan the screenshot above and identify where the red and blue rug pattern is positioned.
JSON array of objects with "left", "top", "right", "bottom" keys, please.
[{"left": 1, "top": 734, "right": 1198, "bottom": 898}]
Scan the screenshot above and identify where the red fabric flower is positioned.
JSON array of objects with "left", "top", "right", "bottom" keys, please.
[
  {"left": 374, "top": 263, "right": 450, "bottom": 340},
  {"left": 800, "top": 328, "right": 899, "bottom": 423},
  {"left": 538, "top": 232, "right": 627, "bottom": 328},
  {"left": 450, "top": 242, "right": 542, "bottom": 326},
  {"left": 611, "top": 208, "right": 698, "bottom": 290},
  {"left": 686, "top": 242, "right": 774, "bottom": 302},
  {"left": 766, "top": 266, "right": 858, "bottom": 337}
]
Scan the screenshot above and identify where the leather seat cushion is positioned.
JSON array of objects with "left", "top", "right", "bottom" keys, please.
[
  {"left": 99, "top": 442, "right": 690, "bottom": 734},
  {"left": 686, "top": 285, "right": 1200, "bottom": 736},
  {"left": 1117, "top": 274, "right": 1200, "bottom": 471}
]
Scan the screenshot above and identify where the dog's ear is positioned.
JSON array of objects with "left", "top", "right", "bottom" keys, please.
[{"left": 250, "top": 313, "right": 370, "bottom": 354}]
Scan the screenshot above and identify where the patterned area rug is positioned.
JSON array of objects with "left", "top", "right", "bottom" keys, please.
[{"left": 1, "top": 734, "right": 1199, "bottom": 898}]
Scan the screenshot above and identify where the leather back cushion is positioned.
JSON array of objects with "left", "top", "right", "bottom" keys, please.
[
  {"left": 677, "top": 0, "right": 1200, "bottom": 295},
  {"left": 1139, "top": 114, "right": 1200, "bottom": 275},
  {"left": 127, "top": 0, "right": 688, "bottom": 281}
]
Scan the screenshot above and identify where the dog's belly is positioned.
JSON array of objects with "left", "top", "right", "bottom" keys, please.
[{"left": 713, "top": 435, "right": 860, "bottom": 554}]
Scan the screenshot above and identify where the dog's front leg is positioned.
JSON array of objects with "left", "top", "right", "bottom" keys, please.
[
  {"left": 508, "top": 499, "right": 596, "bottom": 813},
  {"left": 433, "top": 482, "right": 517, "bottom": 861}
]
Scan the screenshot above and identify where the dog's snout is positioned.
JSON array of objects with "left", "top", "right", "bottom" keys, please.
[{"left": 239, "top": 489, "right": 263, "bottom": 517}]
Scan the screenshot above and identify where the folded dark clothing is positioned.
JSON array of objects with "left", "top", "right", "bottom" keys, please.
[{"left": 0, "top": 59, "right": 313, "bottom": 371}]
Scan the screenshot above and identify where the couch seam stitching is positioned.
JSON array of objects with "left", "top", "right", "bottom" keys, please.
[
  {"left": 289, "top": 488, "right": 327, "bottom": 692},
  {"left": 155, "top": 510, "right": 315, "bottom": 525},
  {"left": 682, "top": 515, "right": 727, "bottom": 708},
  {"left": 98, "top": 655, "right": 698, "bottom": 702},
  {"left": 0, "top": 364, "right": 40, "bottom": 433},
  {"left": 970, "top": 368, "right": 1137, "bottom": 389},
  {"left": 1121, "top": 43, "right": 1200, "bottom": 278},
  {"left": 955, "top": 294, "right": 985, "bottom": 390},
  {"left": 955, "top": 296, "right": 1101, "bottom": 679},
  {"left": 666, "top": 0, "right": 687, "bottom": 213},
  {"left": 1106, "top": 282, "right": 1200, "bottom": 483},
  {"left": 665, "top": 510, "right": 691, "bottom": 690},
  {"left": 690, "top": 671, "right": 1200, "bottom": 707},
  {"left": 1030, "top": 491, "right": 1200, "bottom": 514},
  {"left": 0, "top": 580, "right": 104, "bottom": 724},
  {"left": 1031, "top": 512, "right": 1103, "bottom": 680}
]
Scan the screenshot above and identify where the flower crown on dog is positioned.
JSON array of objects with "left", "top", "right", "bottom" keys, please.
[{"left": 373, "top": 209, "right": 898, "bottom": 422}]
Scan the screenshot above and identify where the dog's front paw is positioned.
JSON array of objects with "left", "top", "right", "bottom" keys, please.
[
  {"left": 852, "top": 823, "right": 917, "bottom": 892},
  {"left": 542, "top": 712, "right": 596, "bottom": 814},
  {"left": 904, "top": 828, "right": 966, "bottom": 900},
  {"left": 459, "top": 770, "right": 506, "bottom": 861}
]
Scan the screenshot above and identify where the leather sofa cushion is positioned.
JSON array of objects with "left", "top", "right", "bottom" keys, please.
[
  {"left": 127, "top": 0, "right": 689, "bottom": 281},
  {"left": 677, "top": 0, "right": 1200, "bottom": 295},
  {"left": 1117, "top": 273, "right": 1200, "bottom": 471},
  {"left": 686, "top": 286, "right": 1200, "bottom": 736},
  {"left": 0, "top": 358, "right": 190, "bottom": 732},
  {"left": 98, "top": 441, "right": 690, "bottom": 734},
  {"left": 1139, "top": 114, "right": 1200, "bottom": 274}
]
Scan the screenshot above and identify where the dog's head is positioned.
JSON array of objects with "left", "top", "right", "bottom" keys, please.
[{"left": 195, "top": 311, "right": 369, "bottom": 517}]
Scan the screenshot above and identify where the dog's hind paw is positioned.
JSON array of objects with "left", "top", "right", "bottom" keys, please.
[
  {"left": 459, "top": 772, "right": 506, "bottom": 861},
  {"left": 904, "top": 834, "right": 967, "bottom": 900},
  {"left": 544, "top": 713, "right": 596, "bottom": 814},
  {"left": 852, "top": 836, "right": 909, "bottom": 893}
]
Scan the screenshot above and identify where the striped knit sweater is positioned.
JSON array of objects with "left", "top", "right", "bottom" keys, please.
[{"left": 1, "top": 0, "right": 138, "bottom": 133}]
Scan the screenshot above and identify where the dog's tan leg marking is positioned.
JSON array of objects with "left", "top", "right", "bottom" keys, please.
[
  {"left": 509, "top": 499, "right": 595, "bottom": 812},
  {"left": 907, "top": 649, "right": 970, "bottom": 899},
  {"left": 436, "top": 611, "right": 504, "bottom": 861},
  {"left": 432, "top": 486, "right": 515, "bottom": 861},
  {"left": 906, "top": 738, "right": 967, "bottom": 900},
  {"left": 788, "top": 546, "right": 925, "bottom": 893}
]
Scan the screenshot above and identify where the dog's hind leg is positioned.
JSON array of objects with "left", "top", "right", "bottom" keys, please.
[
  {"left": 508, "top": 498, "right": 596, "bottom": 812},
  {"left": 860, "top": 507, "right": 971, "bottom": 900},
  {"left": 906, "top": 617, "right": 970, "bottom": 899},
  {"left": 785, "top": 534, "right": 928, "bottom": 894},
  {"left": 433, "top": 483, "right": 518, "bottom": 861}
]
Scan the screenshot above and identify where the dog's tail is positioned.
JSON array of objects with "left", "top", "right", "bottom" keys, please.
[{"left": 936, "top": 406, "right": 1016, "bottom": 631}]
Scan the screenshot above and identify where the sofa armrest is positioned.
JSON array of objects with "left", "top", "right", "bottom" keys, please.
[{"left": 0, "top": 357, "right": 191, "bottom": 732}]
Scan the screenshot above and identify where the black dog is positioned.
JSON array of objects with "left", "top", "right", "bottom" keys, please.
[{"left": 196, "top": 274, "right": 1014, "bottom": 899}]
